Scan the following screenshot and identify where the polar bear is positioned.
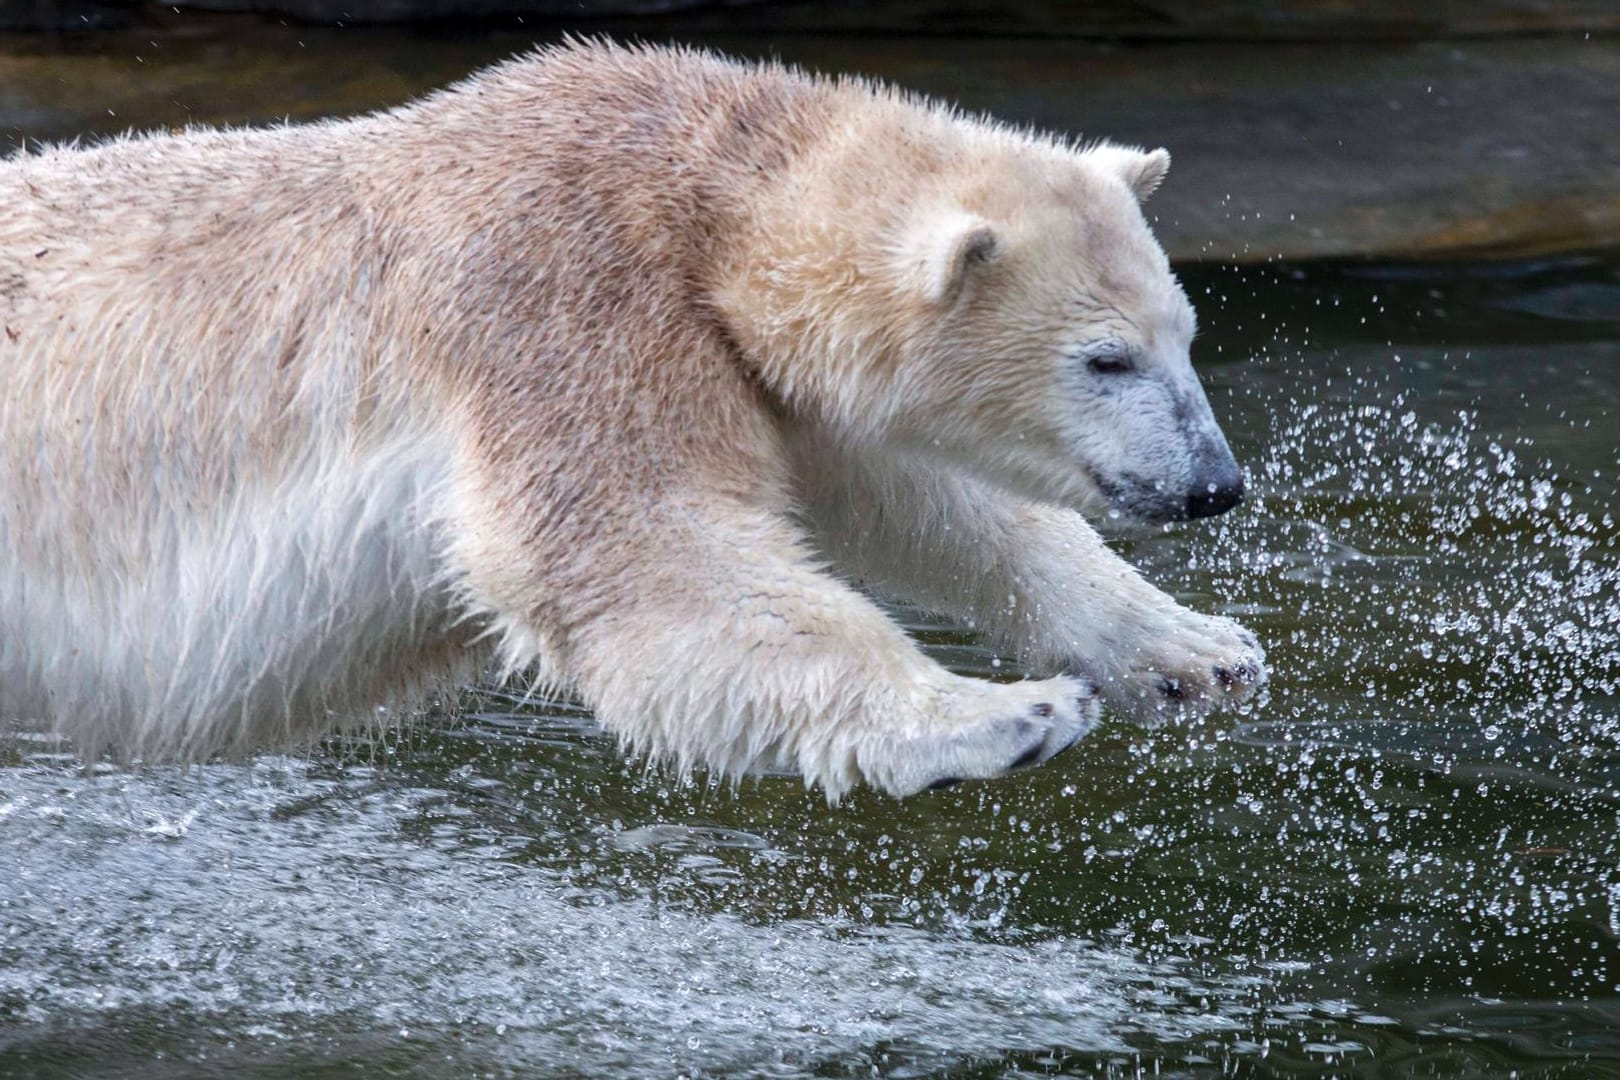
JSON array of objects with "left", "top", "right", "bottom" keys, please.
[{"left": 0, "top": 41, "right": 1264, "bottom": 799}]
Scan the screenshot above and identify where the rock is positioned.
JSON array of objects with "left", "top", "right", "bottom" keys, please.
[
  {"left": 171, "top": 0, "right": 739, "bottom": 25},
  {"left": 0, "top": 0, "right": 746, "bottom": 31},
  {"left": 8, "top": 1, "right": 1620, "bottom": 34}
]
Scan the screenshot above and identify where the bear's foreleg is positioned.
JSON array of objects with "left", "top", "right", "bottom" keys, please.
[
  {"left": 794, "top": 442, "right": 1267, "bottom": 725},
  {"left": 542, "top": 498, "right": 1097, "bottom": 800}
]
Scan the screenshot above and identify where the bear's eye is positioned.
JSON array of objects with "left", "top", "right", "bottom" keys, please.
[{"left": 1084, "top": 347, "right": 1135, "bottom": 375}]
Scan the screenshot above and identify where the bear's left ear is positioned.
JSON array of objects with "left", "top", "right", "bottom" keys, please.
[
  {"left": 904, "top": 210, "right": 1001, "bottom": 306},
  {"left": 1090, "top": 144, "right": 1172, "bottom": 202}
]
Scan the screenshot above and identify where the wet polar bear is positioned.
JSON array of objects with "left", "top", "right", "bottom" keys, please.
[{"left": 0, "top": 42, "right": 1264, "bottom": 799}]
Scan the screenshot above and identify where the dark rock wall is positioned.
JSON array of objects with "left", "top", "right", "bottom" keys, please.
[{"left": 6, "top": 0, "right": 1620, "bottom": 33}]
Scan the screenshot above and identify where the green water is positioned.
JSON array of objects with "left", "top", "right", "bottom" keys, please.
[{"left": 3, "top": 23, "right": 1620, "bottom": 1078}]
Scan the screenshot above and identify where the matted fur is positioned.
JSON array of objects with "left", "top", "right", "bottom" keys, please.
[{"left": 0, "top": 41, "right": 1264, "bottom": 799}]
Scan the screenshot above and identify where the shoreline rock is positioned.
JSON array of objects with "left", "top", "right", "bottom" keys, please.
[{"left": 7, "top": 1, "right": 1620, "bottom": 35}]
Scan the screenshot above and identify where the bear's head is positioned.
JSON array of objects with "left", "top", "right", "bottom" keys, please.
[{"left": 718, "top": 110, "right": 1243, "bottom": 525}]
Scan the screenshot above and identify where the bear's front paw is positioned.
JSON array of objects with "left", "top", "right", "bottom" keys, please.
[
  {"left": 860, "top": 674, "right": 1100, "bottom": 797},
  {"left": 1097, "top": 610, "right": 1267, "bottom": 726}
]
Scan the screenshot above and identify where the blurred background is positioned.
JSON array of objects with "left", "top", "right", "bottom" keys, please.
[
  {"left": 3, "top": 5, "right": 1619, "bottom": 1079},
  {"left": 4, "top": 0, "right": 1620, "bottom": 263}
]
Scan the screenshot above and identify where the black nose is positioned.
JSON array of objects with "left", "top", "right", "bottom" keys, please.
[{"left": 1186, "top": 472, "right": 1244, "bottom": 519}]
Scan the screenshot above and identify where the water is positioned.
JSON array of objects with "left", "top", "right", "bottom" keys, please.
[{"left": 4, "top": 29, "right": 1620, "bottom": 1076}]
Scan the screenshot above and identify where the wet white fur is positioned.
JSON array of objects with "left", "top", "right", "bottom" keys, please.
[{"left": 0, "top": 42, "right": 1263, "bottom": 799}]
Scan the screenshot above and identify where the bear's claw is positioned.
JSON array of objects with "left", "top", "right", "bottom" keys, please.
[{"left": 1101, "top": 610, "right": 1267, "bottom": 726}]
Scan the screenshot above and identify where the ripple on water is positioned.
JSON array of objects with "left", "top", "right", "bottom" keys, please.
[{"left": 0, "top": 755, "right": 1268, "bottom": 1078}]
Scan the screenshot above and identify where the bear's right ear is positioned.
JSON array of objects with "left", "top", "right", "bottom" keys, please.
[
  {"left": 903, "top": 210, "right": 1000, "bottom": 306},
  {"left": 1088, "top": 144, "right": 1171, "bottom": 202}
]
